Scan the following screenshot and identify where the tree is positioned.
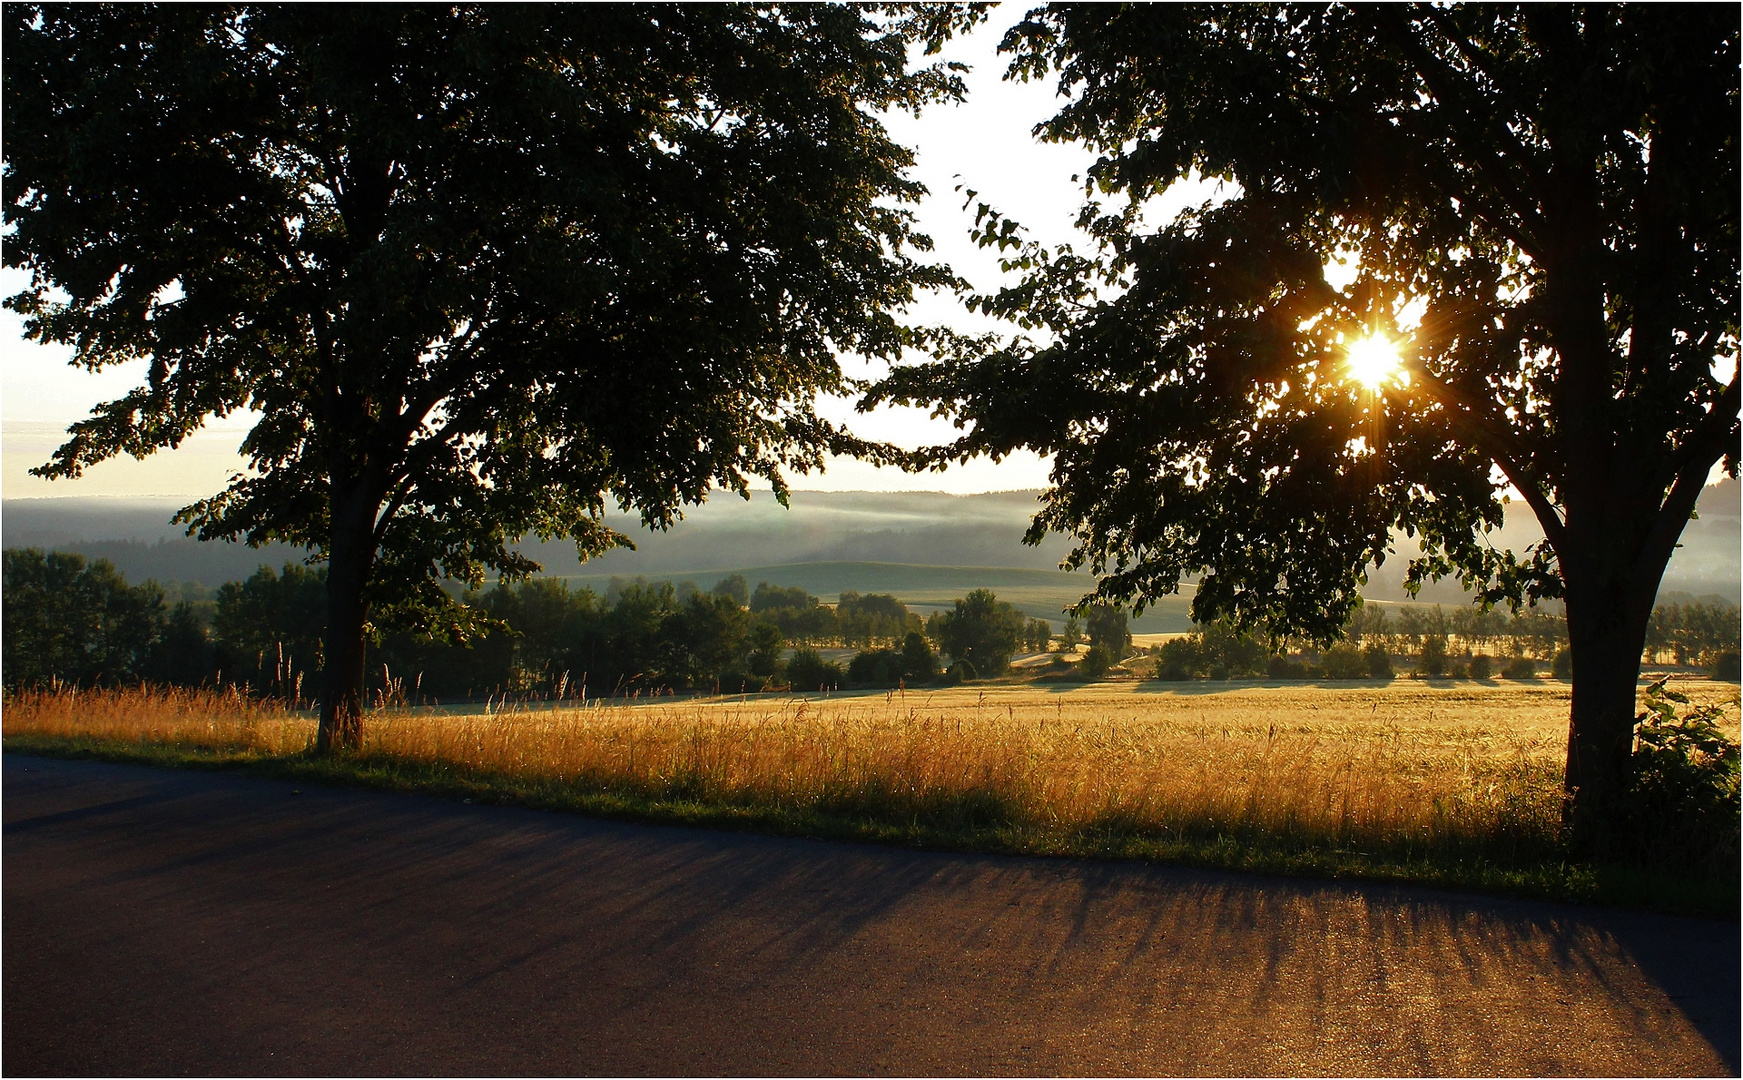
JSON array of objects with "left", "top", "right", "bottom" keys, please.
[
  {"left": 711, "top": 574, "right": 750, "bottom": 609},
  {"left": 873, "top": 5, "right": 1739, "bottom": 849},
  {"left": 1, "top": 549, "right": 166, "bottom": 688},
  {"left": 5, "top": 3, "right": 983, "bottom": 750},
  {"left": 211, "top": 563, "right": 328, "bottom": 699},
  {"left": 900, "top": 630, "right": 938, "bottom": 682},
  {"left": 936, "top": 588, "right": 1026, "bottom": 675},
  {"left": 1084, "top": 602, "right": 1131, "bottom": 659}
]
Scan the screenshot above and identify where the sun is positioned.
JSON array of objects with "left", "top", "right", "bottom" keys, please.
[{"left": 1345, "top": 333, "right": 1407, "bottom": 391}]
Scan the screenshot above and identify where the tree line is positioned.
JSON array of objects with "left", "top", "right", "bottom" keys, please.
[
  {"left": 1, "top": 551, "right": 1078, "bottom": 699},
  {"left": 1154, "top": 599, "right": 1740, "bottom": 682}
]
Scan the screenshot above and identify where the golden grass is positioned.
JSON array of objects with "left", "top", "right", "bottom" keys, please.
[{"left": 10, "top": 679, "right": 1738, "bottom": 869}]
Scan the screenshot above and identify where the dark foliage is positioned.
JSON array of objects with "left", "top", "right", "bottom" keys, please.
[
  {"left": 1503, "top": 656, "right": 1538, "bottom": 680},
  {"left": 847, "top": 647, "right": 904, "bottom": 688},
  {"left": 5, "top": 2, "right": 986, "bottom": 746},
  {"left": 1153, "top": 621, "right": 1268, "bottom": 680},
  {"left": 900, "top": 630, "right": 939, "bottom": 682},
  {"left": 836, "top": 591, "right": 919, "bottom": 647},
  {"left": 785, "top": 647, "right": 842, "bottom": 693},
  {"left": 935, "top": 588, "right": 1026, "bottom": 675},
  {"left": 1084, "top": 602, "right": 1131, "bottom": 660},
  {"left": 1613, "top": 681, "right": 1740, "bottom": 876},
  {"left": 2, "top": 549, "right": 166, "bottom": 688}
]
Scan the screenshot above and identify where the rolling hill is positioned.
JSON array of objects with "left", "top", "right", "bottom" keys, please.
[{"left": 4, "top": 481, "right": 1736, "bottom": 623}]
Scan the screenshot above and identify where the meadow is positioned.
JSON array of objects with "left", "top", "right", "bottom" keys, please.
[{"left": 6, "top": 678, "right": 1737, "bottom": 914}]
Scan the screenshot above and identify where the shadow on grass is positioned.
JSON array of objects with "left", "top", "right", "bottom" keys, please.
[{"left": 6, "top": 731, "right": 1736, "bottom": 923}]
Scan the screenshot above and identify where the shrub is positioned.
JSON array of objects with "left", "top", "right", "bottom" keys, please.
[
  {"left": 1503, "top": 656, "right": 1537, "bottom": 680},
  {"left": 785, "top": 648, "right": 841, "bottom": 692},
  {"left": 1467, "top": 653, "right": 1493, "bottom": 680},
  {"left": 846, "top": 648, "right": 902, "bottom": 687},
  {"left": 716, "top": 670, "right": 766, "bottom": 695},
  {"left": 942, "top": 658, "right": 978, "bottom": 684},
  {"left": 1552, "top": 648, "right": 1573, "bottom": 680},
  {"left": 1267, "top": 654, "right": 1307, "bottom": 679},
  {"left": 1153, "top": 637, "right": 1201, "bottom": 680},
  {"left": 1613, "top": 680, "right": 1740, "bottom": 875},
  {"left": 1363, "top": 642, "right": 1393, "bottom": 679},
  {"left": 1320, "top": 642, "right": 1367, "bottom": 679},
  {"left": 1077, "top": 644, "right": 1117, "bottom": 680},
  {"left": 1714, "top": 650, "right": 1741, "bottom": 682}
]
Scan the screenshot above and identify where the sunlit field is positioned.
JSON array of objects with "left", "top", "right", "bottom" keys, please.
[{"left": 7, "top": 678, "right": 1738, "bottom": 907}]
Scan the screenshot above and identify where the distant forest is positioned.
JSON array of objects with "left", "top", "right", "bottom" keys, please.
[{"left": 6, "top": 548, "right": 1737, "bottom": 702}]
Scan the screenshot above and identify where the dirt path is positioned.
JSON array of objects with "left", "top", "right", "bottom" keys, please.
[{"left": 4, "top": 755, "right": 1736, "bottom": 1076}]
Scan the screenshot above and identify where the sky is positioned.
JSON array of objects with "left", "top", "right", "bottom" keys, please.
[{"left": 1, "top": 10, "right": 1106, "bottom": 501}]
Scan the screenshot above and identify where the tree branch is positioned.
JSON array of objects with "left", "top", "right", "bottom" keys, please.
[
  {"left": 1402, "top": 363, "right": 1569, "bottom": 553},
  {"left": 1363, "top": 6, "right": 1550, "bottom": 259}
]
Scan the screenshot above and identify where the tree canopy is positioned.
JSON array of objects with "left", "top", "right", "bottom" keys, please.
[
  {"left": 870, "top": 3, "right": 1739, "bottom": 844},
  {"left": 4, "top": 3, "right": 984, "bottom": 746}
]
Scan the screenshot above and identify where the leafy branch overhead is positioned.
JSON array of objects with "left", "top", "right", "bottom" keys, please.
[{"left": 869, "top": 4, "right": 1739, "bottom": 645}]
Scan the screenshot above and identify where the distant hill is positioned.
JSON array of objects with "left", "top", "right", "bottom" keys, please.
[{"left": 4, "top": 481, "right": 1736, "bottom": 614}]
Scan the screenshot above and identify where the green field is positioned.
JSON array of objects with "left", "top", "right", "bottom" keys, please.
[{"left": 553, "top": 560, "right": 1201, "bottom": 632}]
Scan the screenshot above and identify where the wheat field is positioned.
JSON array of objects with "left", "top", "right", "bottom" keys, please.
[{"left": 9, "top": 679, "right": 1737, "bottom": 867}]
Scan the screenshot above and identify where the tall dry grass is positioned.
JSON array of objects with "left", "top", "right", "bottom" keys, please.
[
  {"left": 5, "top": 684, "right": 315, "bottom": 754},
  {"left": 27, "top": 680, "right": 1732, "bottom": 868}
]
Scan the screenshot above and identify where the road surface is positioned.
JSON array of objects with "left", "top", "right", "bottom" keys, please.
[{"left": 5, "top": 755, "right": 1736, "bottom": 1075}]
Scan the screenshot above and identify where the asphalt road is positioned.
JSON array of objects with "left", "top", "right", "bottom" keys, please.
[{"left": 4, "top": 755, "right": 1737, "bottom": 1076}]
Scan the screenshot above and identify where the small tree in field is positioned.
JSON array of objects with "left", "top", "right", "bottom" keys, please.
[
  {"left": 1085, "top": 602, "right": 1131, "bottom": 660},
  {"left": 5, "top": 4, "right": 982, "bottom": 750},
  {"left": 936, "top": 588, "right": 1027, "bottom": 676},
  {"left": 874, "top": 5, "right": 1739, "bottom": 849}
]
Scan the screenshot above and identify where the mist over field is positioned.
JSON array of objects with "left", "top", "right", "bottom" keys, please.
[{"left": 4, "top": 481, "right": 1738, "bottom": 629}]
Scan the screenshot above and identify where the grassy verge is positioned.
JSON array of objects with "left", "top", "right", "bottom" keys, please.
[{"left": 6, "top": 732, "right": 1733, "bottom": 919}]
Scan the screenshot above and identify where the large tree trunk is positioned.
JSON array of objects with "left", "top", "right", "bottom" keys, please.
[
  {"left": 1560, "top": 578, "right": 1656, "bottom": 853},
  {"left": 316, "top": 482, "right": 380, "bottom": 754}
]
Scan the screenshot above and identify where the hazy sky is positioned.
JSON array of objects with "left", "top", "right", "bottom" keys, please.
[{"left": 2, "top": 11, "right": 1118, "bottom": 501}]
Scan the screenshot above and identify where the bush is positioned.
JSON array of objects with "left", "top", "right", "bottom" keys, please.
[
  {"left": 1267, "top": 654, "right": 1307, "bottom": 679},
  {"left": 1552, "top": 648, "right": 1573, "bottom": 680},
  {"left": 899, "top": 631, "right": 938, "bottom": 683},
  {"left": 1077, "top": 644, "right": 1117, "bottom": 680},
  {"left": 942, "top": 658, "right": 978, "bottom": 684},
  {"left": 1714, "top": 650, "right": 1741, "bottom": 682},
  {"left": 1503, "top": 656, "right": 1537, "bottom": 680},
  {"left": 1467, "top": 653, "right": 1493, "bottom": 680},
  {"left": 1320, "top": 642, "right": 1367, "bottom": 679},
  {"left": 1613, "top": 680, "right": 1740, "bottom": 875},
  {"left": 846, "top": 648, "right": 902, "bottom": 687},
  {"left": 941, "top": 658, "right": 983, "bottom": 682},
  {"left": 1363, "top": 642, "right": 1393, "bottom": 679},
  {"left": 784, "top": 648, "right": 841, "bottom": 692},
  {"left": 1151, "top": 623, "right": 1265, "bottom": 679},
  {"left": 716, "top": 670, "right": 766, "bottom": 695},
  {"left": 1152, "top": 636, "right": 1201, "bottom": 680}
]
